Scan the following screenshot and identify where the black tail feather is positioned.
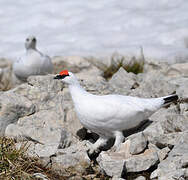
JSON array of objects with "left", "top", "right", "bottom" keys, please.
[{"left": 163, "top": 94, "right": 178, "bottom": 104}]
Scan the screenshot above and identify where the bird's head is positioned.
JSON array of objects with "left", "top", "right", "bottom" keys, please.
[
  {"left": 25, "top": 35, "right": 37, "bottom": 50},
  {"left": 54, "top": 70, "right": 78, "bottom": 85}
]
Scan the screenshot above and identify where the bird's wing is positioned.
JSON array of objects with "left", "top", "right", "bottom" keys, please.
[
  {"left": 82, "top": 95, "right": 163, "bottom": 123},
  {"left": 43, "top": 55, "right": 53, "bottom": 73},
  {"left": 38, "top": 51, "right": 53, "bottom": 74}
]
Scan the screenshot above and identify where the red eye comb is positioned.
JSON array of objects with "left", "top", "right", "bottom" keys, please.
[{"left": 59, "top": 70, "right": 69, "bottom": 76}]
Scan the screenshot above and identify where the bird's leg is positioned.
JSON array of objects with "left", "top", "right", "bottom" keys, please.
[
  {"left": 111, "top": 131, "right": 124, "bottom": 152},
  {"left": 88, "top": 137, "right": 108, "bottom": 155}
]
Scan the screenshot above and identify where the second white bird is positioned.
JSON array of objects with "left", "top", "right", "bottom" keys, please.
[{"left": 13, "top": 36, "right": 53, "bottom": 81}]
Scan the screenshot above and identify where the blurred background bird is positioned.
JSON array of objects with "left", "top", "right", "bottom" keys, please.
[{"left": 13, "top": 35, "right": 53, "bottom": 82}]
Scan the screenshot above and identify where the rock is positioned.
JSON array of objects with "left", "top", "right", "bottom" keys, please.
[
  {"left": 180, "top": 103, "right": 188, "bottom": 116},
  {"left": 5, "top": 74, "right": 92, "bottom": 159},
  {"left": 96, "top": 140, "right": 131, "bottom": 178},
  {"left": 97, "top": 140, "right": 159, "bottom": 178},
  {"left": 159, "top": 114, "right": 188, "bottom": 133},
  {"left": 52, "top": 55, "right": 106, "bottom": 96},
  {"left": 124, "top": 148, "right": 159, "bottom": 173},
  {"left": 52, "top": 56, "right": 92, "bottom": 74},
  {"left": 5, "top": 106, "right": 76, "bottom": 157},
  {"left": 149, "top": 105, "right": 179, "bottom": 124},
  {"left": 146, "top": 107, "right": 188, "bottom": 134},
  {"left": 131, "top": 72, "right": 177, "bottom": 98},
  {"left": 148, "top": 143, "right": 171, "bottom": 162},
  {"left": 129, "top": 132, "right": 147, "bottom": 155},
  {"left": 169, "top": 77, "right": 188, "bottom": 98},
  {"left": 65, "top": 108, "right": 83, "bottom": 138},
  {"left": 51, "top": 142, "right": 90, "bottom": 175},
  {"left": 85, "top": 56, "right": 110, "bottom": 73},
  {"left": 81, "top": 78, "right": 113, "bottom": 95},
  {"left": 143, "top": 60, "right": 169, "bottom": 74},
  {"left": 166, "top": 63, "right": 188, "bottom": 77},
  {"left": 143, "top": 105, "right": 188, "bottom": 148},
  {"left": 109, "top": 67, "right": 137, "bottom": 95},
  {"left": 5, "top": 74, "right": 80, "bottom": 157},
  {"left": 97, "top": 151, "right": 126, "bottom": 178},
  {"left": 154, "top": 132, "right": 188, "bottom": 180},
  {"left": 77, "top": 70, "right": 113, "bottom": 95},
  {"left": 157, "top": 147, "right": 171, "bottom": 162},
  {"left": 155, "top": 169, "right": 186, "bottom": 180},
  {"left": 145, "top": 132, "right": 182, "bottom": 149},
  {"left": 185, "top": 169, "right": 188, "bottom": 179},
  {"left": 58, "top": 129, "right": 72, "bottom": 149},
  {"left": 5, "top": 124, "right": 23, "bottom": 138},
  {"left": 30, "top": 143, "right": 59, "bottom": 158},
  {"left": 0, "top": 92, "right": 35, "bottom": 136},
  {"left": 11, "top": 74, "right": 64, "bottom": 111}
]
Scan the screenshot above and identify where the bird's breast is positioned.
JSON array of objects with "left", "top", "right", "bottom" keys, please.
[{"left": 73, "top": 99, "right": 102, "bottom": 130}]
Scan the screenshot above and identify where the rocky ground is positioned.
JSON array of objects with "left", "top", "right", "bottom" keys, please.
[{"left": 0, "top": 55, "right": 188, "bottom": 180}]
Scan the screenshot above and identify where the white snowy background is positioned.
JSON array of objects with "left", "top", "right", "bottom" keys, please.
[{"left": 0, "top": 0, "right": 188, "bottom": 62}]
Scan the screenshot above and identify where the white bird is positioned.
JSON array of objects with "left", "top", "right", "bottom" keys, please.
[
  {"left": 13, "top": 36, "right": 53, "bottom": 81},
  {"left": 54, "top": 70, "right": 178, "bottom": 154}
]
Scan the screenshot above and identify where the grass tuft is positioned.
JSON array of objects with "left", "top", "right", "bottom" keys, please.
[
  {"left": 86, "top": 47, "right": 145, "bottom": 80},
  {"left": 124, "top": 57, "right": 145, "bottom": 74},
  {"left": 103, "top": 55, "right": 145, "bottom": 79},
  {"left": 0, "top": 137, "right": 65, "bottom": 180}
]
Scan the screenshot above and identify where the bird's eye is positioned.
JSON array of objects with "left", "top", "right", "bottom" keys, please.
[
  {"left": 26, "top": 38, "right": 29, "bottom": 41},
  {"left": 33, "top": 38, "right": 36, "bottom": 42}
]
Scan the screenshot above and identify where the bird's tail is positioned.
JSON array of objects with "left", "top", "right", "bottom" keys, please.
[{"left": 163, "top": 94, "right": 178, "bottom": 105}]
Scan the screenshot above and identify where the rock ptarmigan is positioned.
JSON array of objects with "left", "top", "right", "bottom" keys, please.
[
  {"left": 54, "top": 70, "right": 178, "bottom": 154},
  {"left": 13, "top": 36, "right": 53, "bottom": 81}
]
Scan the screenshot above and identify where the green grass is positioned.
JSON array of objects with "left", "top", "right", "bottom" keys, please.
[
  {"left": 86, "top": 48, "right": 145, "bottom": 80},
  {"left": 0, "top": 137, "right": 30, "bottom": 179},
  {"left": 103, "top": 55, "right": 145, "bottom": 79}
]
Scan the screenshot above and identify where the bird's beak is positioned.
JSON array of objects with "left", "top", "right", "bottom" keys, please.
[{"left": 54, "top": 75, "right": 62, "bottom": 79}]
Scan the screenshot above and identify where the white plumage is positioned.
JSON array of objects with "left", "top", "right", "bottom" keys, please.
[
  {"left": 13, "top": 36, "right": 53, "bottom": 81},
  {"left": 54, "top": 70, "right": 178, "bottom": 153}
]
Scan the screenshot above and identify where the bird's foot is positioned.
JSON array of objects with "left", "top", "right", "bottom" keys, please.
[
  {"left": 85, "top": 137, "right": 108, "bottom": 157},
  {"left": 87, "top": 146, "right": 100, "bottom": 156},
  {"left": 85, "top": 141, "right": 100, "bottom": 156}
]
